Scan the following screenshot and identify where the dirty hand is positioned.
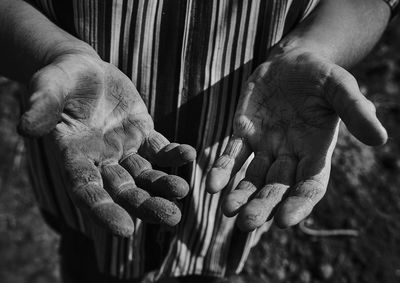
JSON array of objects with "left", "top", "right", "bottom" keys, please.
[
  {"left": 19, "top": 53, "right": 196, "bottom": 237},
  {"left": 207, "top": 49, "right": 387, "bottom": 231}
]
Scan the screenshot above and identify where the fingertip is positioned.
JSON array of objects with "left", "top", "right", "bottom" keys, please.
[
  {"left": 91, "top": 202, "right": 135, "bottom": 237},
  {"left": 274, "top": 197, "right": 313, "bottom": 229},
  {"left": 365, "top": 125, "right": 388, "bottom": 146},
  {"left": 236, "top": 211, "right": 258, "bottom": 232},
  {"left": 178, "top": 144, "right": 197, "bottom": 162},
  {"left": 154, "top": 175, "right": 190, "bottom": 199},
  {"left": 274, "top": 213, "right": 297, "bottom": 229},
  {"left": 342, "top": 99, "right": 388, "bottom": 146},
  {"left": 117, "top": 187, "right": 151, "bottom": 213},
  {"left": 236, "top": 200, "right": 266, "bottom": 232},
  {"left": 139, "top": 197, "right": 182, "bottom": 226},
  {"left": 380, "top": 126, "right": 388, "bottom": 145},
  {"left": 206, "top": 168, "right": 229, "bottom": 194},
  {"left": 222, "top": 192, "right": 245, "bottom": 217},
  {"left": 349, "top": 117, "right": 388, "bottom": 146}
]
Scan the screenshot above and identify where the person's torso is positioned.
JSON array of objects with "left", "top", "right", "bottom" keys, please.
[{"left": 31, "top": 0, "right": 319, "bottom": 145}]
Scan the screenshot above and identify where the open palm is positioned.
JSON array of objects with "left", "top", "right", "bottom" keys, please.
[
  {"left": 19, "top": 53, "right": 196, "bottom": 237},
  {"left": 207, "top": 51, "right": 387, "bottom": 231}
]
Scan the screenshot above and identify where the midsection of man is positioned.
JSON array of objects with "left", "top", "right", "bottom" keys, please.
[{"left": 21, "top": 0, "right": 359, "bottom": 281}]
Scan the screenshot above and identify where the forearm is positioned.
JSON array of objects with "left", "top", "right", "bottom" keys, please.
[
  {"left": 274, "top": 0, "right": 391, "bottom": 67},
  {"left": 0, "top": 0, "right": 98, "bottom": 83}
]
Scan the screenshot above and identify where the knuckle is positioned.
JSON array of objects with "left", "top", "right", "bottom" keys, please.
[
  {"left": 234, "top": 115, "right": 255, "bottom": 136},
  {"left": 214, "top": 155, "right": 234, "bottom": 169},
  {"left": 70, "top": 183, "right": 110, "bottom": 208}
]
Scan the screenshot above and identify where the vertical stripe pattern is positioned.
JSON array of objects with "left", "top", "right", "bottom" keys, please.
[{"left": 27, "top": 0, "right": 328, "bottom": 279}]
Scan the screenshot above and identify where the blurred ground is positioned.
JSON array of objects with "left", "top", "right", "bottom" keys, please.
[
  {"left": 0, "top": 80, "right": 60, "bottom": 283},
  {"left": 0, "top": 16, "right": 400, "bottom": 283}
]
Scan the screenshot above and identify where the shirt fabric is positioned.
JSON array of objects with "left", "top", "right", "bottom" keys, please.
[{"left": 25, "top": 0, "right": 398, "bottom": 280}]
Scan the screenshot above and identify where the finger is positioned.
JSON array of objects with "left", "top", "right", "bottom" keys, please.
[
  {"left": 120, "top": 153, "right": 189, "bottom": 199},
  {"left": 206, "top": 136, "right": 251, "bottom": 193},
  {"left": 326, "top": 66, "right": 387, "bottom": 146},
  {"left": 101, "top": 163, "right": 150, "bottom": 214},
  {"left": 18, "top": 66, "right": 67, "bottom": 137},
  {"left": 236, "top": 155, "right": 297, "bottom": 231},
  {"left": 155, "top": 142, "right": 197, "bottom": 167},
  {"left": 101, "top": 164, "right": 181, "bottom": 226},
  {"left": 140, "top": 131, "right": 196, "bottom": 167},
  {"left": 138, "top": 197, "right": 182, "bottom": 226},
  {"left": 64, "top": 151, "right": 134, "bottom": 237},
  {"left": 275, "top": 155, "right": 330, "bottom": 228},
  {"left": 136, "top": 170, "right": 190, "bottom": 199},
  {"left": 120, "top": 152, "right": 152, "bottom": 178},
  {"left": 222, "top": 154, "right": 272, "bottom": 218}
]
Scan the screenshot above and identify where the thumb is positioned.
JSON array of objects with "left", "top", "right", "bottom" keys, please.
[
  {"left": 18, "top": 66, "right": 68, "bottom": 137},
  {"left": 326, "top": 66, "right": 387, "bottom": 146}
]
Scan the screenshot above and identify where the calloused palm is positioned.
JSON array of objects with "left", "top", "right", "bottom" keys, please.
[
  {"left": 19, "top": 53, "right": 196, "bottom": 237},
  {"left": 207, "top": 51, "right": 387, "bottom": 231}
]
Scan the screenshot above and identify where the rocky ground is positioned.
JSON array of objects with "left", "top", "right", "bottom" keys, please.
[{"left": 1, "top": 16, "right": 400, "bottom": 283}]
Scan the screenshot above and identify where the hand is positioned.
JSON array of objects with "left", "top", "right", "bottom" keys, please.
[
  {"left": 19, "top": 52, "right": 196, "bottom": 237},
  {"left": 207, "top": 49, "right": 387, "bottom": 231}
]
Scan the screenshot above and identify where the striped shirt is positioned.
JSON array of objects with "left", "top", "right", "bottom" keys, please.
[{"left": 25, "top": 0, "right": 398, "bottom": 280}]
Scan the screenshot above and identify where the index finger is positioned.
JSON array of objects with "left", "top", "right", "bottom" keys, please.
[{"left": 206, "top": 136, "right": 251, "bottom": 193}]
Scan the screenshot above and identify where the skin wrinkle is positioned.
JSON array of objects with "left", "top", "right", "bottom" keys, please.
[
  {"left": 234, "top": 115, "right": 256, "bottom": 137},
  {"left": 257, "top": 184, "right": 285, "bottom": 200},
  {"left": 119, "top": 151, "right": 138, "bottom": 164},
  {"left": 211, "top": 48, "right": 372, "bottom": 231},
  {"left": 71, "top": 183, "right": 112, "bottom": 208},
  {"left": 147, "top": 131, "right": 169, "bottom": 151},
  {"left": 293, "top": 179, "right": 325, "bottom": 197},
  {"left": 223, "top": 180, "right": 259, "bottom": 216},
  {"left": 19, "top": 51, "right": 195, "bottom": 232},
  {"left": 0, "top": 0, "right": 387, "bottom": 238},
  {"left": 121, "top": 155, "right": 153, "bottom": 178},
  {"left": 240, "top": 156, "right": 297, "bottom": 222},
  {"left": 222, "top": 139, "right": 249, "bottom": 171},
  {"left": 112, "top": 183, "right": 135, "bottom": 199},
  {"left": 262, "top": 62, "right": 332, "bottom": 130},
  {"left": 103, "top": 132, "right": 123, "bottom": 157},
  {"left": 133, "top": 170, "right": 190, "bottom": 199},
  {"left": 215, "top": 155, "right": 234, "bottom": 169}
]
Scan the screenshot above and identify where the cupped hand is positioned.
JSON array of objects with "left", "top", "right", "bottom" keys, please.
[
  {"left": 19, "top": 53, "right": 196, "bottom": 237},
  {"left": 207, "top": 50, "right": 387, "bottom": 231}
]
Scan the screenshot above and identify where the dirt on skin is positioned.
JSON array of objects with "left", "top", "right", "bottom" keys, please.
[
  {"left": 1, "top": 18, "right": 400, "bottom": 283},
  {"left": 244, "top": 18, "right": 400, "bottom": 283}
]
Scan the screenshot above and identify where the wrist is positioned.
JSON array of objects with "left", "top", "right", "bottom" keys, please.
[
  {"left": 269, "top": 35, "right": 336, "bottom": 64},
  {"left": 40, "top": 39, "right": 100, "bottom": 67}
]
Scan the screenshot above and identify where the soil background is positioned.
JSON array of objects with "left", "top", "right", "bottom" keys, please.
[{"left": 1, "top": 15, "right": 400, "bottom": 283}]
